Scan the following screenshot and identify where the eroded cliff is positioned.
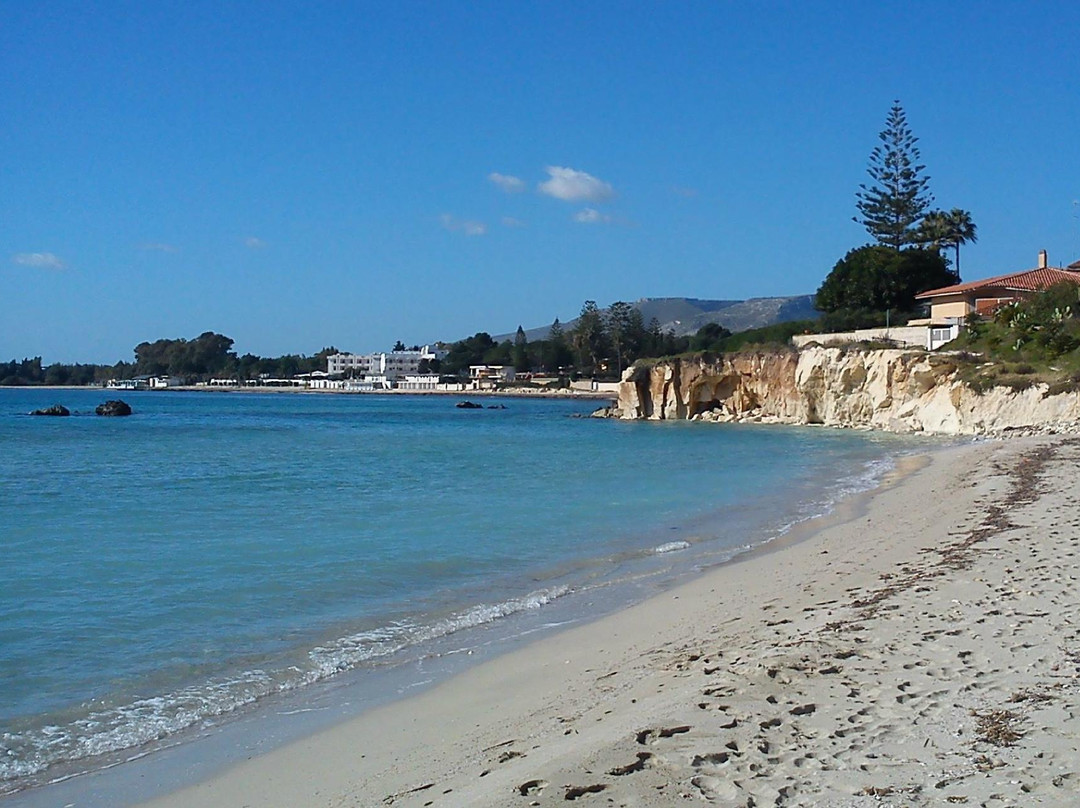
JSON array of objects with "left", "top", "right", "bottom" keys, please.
[{"left": 616, "top": 346, "right": 1080, "bottom": 435}]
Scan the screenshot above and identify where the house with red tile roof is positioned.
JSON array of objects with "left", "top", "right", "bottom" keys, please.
[{"left": 913, "top": 251, "right": 1080, "bottom": 348}]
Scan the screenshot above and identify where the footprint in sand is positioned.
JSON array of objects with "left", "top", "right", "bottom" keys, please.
[
  {"left": 608, "top": 752, "right": 652, "bottom": 776},
  {"left": 517, "top": 779, "right": 546, "bottom": 796},
  {"left": 691, "top": 751, "right": 731, "bottom": 767},
  {"left": 635, "top": 725, "right": 691, "bottom": 744},
  {"left": 564, "top": 783, "right": 608, "bottom": 800},
  {"left": 691, "top": 774, "right": 743, "bottom": 802}
]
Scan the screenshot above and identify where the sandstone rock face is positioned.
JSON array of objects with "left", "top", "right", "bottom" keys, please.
[{"left": 616, "top": 347, "right": 1080, "bottom": 436}]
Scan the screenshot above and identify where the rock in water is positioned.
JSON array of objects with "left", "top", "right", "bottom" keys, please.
[
  {"left": 95, "top": 400, "right": 132, "bottom": 416},
  {"left": 30, "top": 404, "right": 70, "bottom": 416},
  {"left": 455, "top": 401, "right": 483, "bottom": 409}
]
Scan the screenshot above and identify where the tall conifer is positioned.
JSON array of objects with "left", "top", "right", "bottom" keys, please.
[{"left": 855, "top": 102, "right": 933, "bottom": 249}]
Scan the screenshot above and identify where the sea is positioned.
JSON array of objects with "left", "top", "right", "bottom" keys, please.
[{"left": 0, "top": 388, "right": 941, "bottom": 804}]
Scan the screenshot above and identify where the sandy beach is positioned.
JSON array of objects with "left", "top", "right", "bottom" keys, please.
[{"left": 135, "top": 435, "right": 1080, "bottom": 808}]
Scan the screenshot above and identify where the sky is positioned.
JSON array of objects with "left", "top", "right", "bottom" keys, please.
[{"left": 2, "top": 1, "right": 1078, "bottom": 364}]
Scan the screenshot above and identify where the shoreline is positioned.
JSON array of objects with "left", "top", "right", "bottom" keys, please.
[
  {"left": 1, "top": 424, "right": 917, "bottom": 807},
  {"left": 8, "top": 434, "right": 1076, "bottom": 806},
  {"left": 85, "top": 434, "right": 1071, "bottom": 807},
  {"left": 126, "top": 434, "right": 1080, "bottom": 807},
  {"left": 0, "top": 384, "right": 614, "bottom": 398}
]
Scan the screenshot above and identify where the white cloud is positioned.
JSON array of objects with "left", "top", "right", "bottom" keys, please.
[
  {"left": 501, "top": 216, "right": 526, "bottom": 228},
  {"left": 440, "top": 214, "right": 488, "bottom": 236},
  {"left": 244, "top": 236, "right": 266, "bottom": 249},
  {"left": 13, "top": 252, "right": 66, "bottom": 269},
  {"left": 488, "top": 172, "right": 525, "bottom": 193},
  {"left": 573, "top": 208, "right": 612, "bottom": 224},
  {"left": 538, "top": 166, "right": 614, "bottom": 202}
]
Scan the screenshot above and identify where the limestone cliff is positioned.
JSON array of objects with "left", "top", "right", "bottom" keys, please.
[{"left": 616, "top": 346, "right": 1080, "bottom": 435}]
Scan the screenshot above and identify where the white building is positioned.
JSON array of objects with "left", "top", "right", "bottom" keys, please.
[
  {"left": 397, "top": 374, "right": 440, "bottom": 391},
  {"left": 107, "top": 378, "right": 148, "bottom": 390},
  {"left": 148, "top": 375, "right": 186, "bottom": 389},
  {"left": 326, "top": 353, "right": 376, "bottom": 376},
  {"left": 469, "top": 365, "right": 516, "bottom": 389},
  {"left": 306, "top": 377, "right": 345, "bottom": 390},
  {"left": 344, "top": 375, "right": 392, "bottom": 391},
  {"left": 327, "top": 345, "right": 447, "bottom": 383}
]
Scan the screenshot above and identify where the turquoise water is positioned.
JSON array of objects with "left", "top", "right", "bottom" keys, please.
[{"left": 0, "top": 389, "right": 923, "bottom": 795}]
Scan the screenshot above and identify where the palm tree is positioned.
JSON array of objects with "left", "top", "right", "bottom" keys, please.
[
  {"left": 943, "top": 208, "right": 977, "bottom": 278},
  {"left": 917, "top": 208, "right": 977, "bottom": 280},
  {"left": 917, "top": 210, "right": 952, "bottom": 252}
]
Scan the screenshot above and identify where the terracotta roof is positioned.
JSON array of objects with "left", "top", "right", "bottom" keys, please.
[{"left": 916, "top": 266, "right": 1080, "bottom": 299}]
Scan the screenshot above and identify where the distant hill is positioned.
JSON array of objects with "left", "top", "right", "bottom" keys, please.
[{"left": 495, "top": 296, "right": 818, "bottom": 342}]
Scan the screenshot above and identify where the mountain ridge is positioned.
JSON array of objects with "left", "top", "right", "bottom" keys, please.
[{"left": 492, "top": 295, "right": 817, "bottom": 342}]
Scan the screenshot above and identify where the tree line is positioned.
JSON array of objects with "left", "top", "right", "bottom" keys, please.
[
  {"left": 435, "top": 302, "right": 743, "bottom": 380},
  {"left": 1, "top": 332, "right": 338, "bottom": 386}
]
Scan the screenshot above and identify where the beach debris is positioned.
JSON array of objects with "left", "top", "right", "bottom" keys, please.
[
  {"left": 95, "top": 399, "right": 132, "bottom": 416},
  {"left": 1008, "top": 686, "right": 1058, "bottom": 704},
  {"left": 382, "top": 782, "right": 434, "bottom": 804},
  {"left": 860, "top": 786, "right": 896, "bottom": 796},
  {"left": 30, "top": 404, "right": 70, "bottom": 416},
  {"left": 973, "top": 754, "right": 1006, "bottom": 772},
  {"left": 971, "top": 708, "right": 1026, "bottom": 746}
]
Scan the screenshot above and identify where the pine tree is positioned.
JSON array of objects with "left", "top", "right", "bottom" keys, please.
[
  {"left": 571, "top": 301, "right": 608, "bottom": 374},
  {"left": 605, "top": 301, "right": 635, "bottom": 376},
  {"left": 545, "top": 318, "right": 571, "bottom": 372},
  {"left": 512, "top": 326, "right": 529, "bottom": 372},
  {"left": 855, "top": 102, "right": 933, "bottom": 249}
]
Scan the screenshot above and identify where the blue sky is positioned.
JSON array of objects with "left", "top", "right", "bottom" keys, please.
[{"left": 3, "top": 1, "right": 1078, "bottom": 363}]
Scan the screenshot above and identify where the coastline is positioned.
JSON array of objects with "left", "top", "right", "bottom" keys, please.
[
  {"left": 3, "top": 384, "right": 615, "bottom": 399},
  {"left": 119, "top": 434, "right": 1080, "bottom": 807}
]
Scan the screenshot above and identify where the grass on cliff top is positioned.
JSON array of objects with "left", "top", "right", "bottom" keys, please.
[{"left": 946, "top": 282, "right": 1080, "bottom": 394}]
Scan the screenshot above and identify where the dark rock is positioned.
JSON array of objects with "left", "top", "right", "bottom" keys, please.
[
  {"left": 30, "top": 404, "right": 70, "bottom": 416},
  {"left": 456, "top": 400, "right": 483, "bottom": 409},
  {"left": 95, "top": 399, "right": 132, "bottom": 417}
]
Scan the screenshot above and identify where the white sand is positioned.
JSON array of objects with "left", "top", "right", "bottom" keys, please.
[{"left": 140, "top": 436, "right": 1080, "bottom": 807}]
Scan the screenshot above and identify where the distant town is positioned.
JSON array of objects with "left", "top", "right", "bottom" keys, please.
[{"left": 103, "top": 344, "right": 618, "bottom": 394}]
